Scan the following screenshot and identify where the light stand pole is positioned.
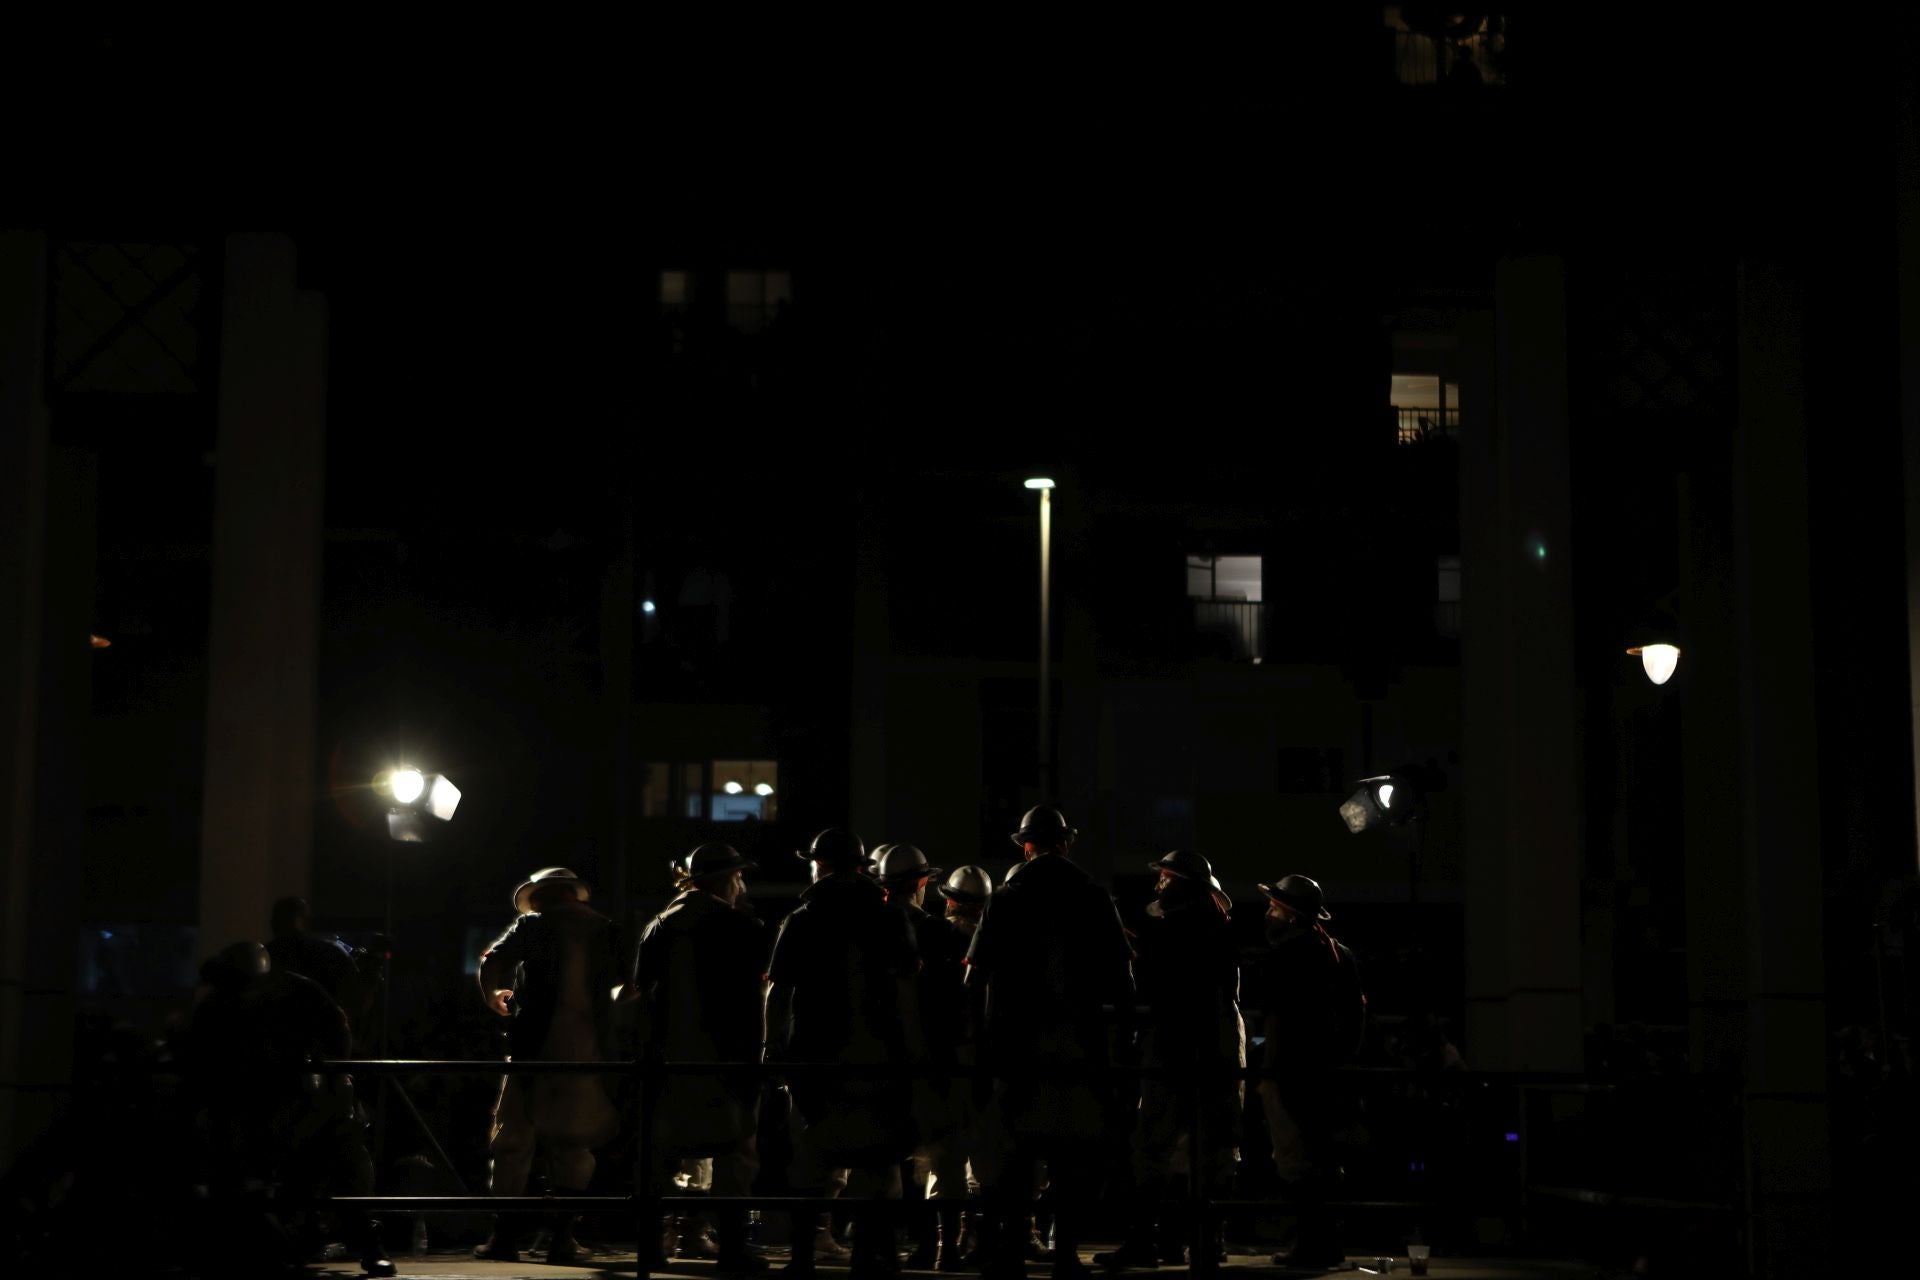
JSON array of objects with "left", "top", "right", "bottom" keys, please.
[{"left": 1027, "top": 478, "right": 1055, "bottom": 799}]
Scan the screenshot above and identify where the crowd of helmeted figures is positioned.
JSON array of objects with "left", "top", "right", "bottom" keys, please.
[{"left": 191, "top": 806, "right": 1369, "bottom": 1279}]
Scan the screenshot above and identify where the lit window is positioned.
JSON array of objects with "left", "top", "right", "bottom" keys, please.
[
  {"left": 724, "top": 270, "right": 793, "bottom": 334},
  {"left": 1437, "top": 555, "right": 1462, "bottom": 638},
  {"left": 640, "top": 762, "right": 673, "bottom": 819},
  {"left": 710, "top": 760, "right": 778, "bottom": 822},
  {"left": 1187, "top": 555, "right": 1265, "bottom": 661},
  {"left": 1186, "top": 555, "right": 1263, "bottom": 602},
  {"left": 1392, "top": 373, "right": 1461, "bottom": 444},
  {"left": 1385, "top": 7, "right": 1507, "bottom": 87},
  {"left": 661, "top": 269, "right": 690, "bottom": 310}
]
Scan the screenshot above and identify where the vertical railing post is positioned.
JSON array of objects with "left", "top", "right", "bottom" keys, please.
[
  {"left": 636, "top": 1055, "right": 654, "bottom": 1280},
  {"left": 1190, "top": 1063, "right": 1214, "bottom": 1279}
]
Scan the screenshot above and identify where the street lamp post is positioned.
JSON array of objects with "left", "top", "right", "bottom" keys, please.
[{"left": 1026, "top": 477, "right": 1055, "bottom": 798}]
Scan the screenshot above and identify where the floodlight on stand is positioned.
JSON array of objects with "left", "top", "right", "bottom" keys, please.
[
  {"left": 1338, "top": 776, "right": 1394, "bottom": 834},
  {"left": 427, "top": 773, "right": 461, "bottom": 820},
  {"left": 1024, "top": 477, "right": 1056, "bottom": 490},
  {"left": 373, "top": 765, "right": 463, "bottom": 842},
  {"left": 1337, "top": 771, "right": 1430, "bottom": 835},
  {"left": 754, "top": 782, "right": 774, "bottom": 797},
  {"left": 723, "top": 780, "right": 744, "bottom": 795}
]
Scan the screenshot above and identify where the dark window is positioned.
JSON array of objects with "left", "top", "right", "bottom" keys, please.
[{"left": 1278, "top": 747, "right": 1344, "bottom": 794}]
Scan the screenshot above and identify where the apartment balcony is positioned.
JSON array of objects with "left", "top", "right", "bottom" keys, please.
[
  {"left": 1191, "top": 599, "right": 1267, "bottom": 663},
  {"left": 1397, "top": 405, "right": 1460, "bottom": 444}
]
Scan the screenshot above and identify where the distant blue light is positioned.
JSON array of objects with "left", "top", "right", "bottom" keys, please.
[
  {"left": 642, "top": 600, "right": 657, "bottom": 615},
  {"left": 99, "top": 930, "right": 113, "bottom": 940},
  {"left": 1504, "top": 1132, "right": 1520, "bottom": 1143}
]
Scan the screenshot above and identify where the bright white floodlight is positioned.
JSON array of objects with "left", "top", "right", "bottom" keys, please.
[
  {"left": 428, "top": 774, "right": 462, "bottom": 820},
  {"left": 1024, "top": 477, "right": 1056, "bottom": 490},
  {"left": 390, "top": 769, "right": 426, "bottom": 804}
]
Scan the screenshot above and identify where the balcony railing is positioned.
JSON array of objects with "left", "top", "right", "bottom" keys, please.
[
  {"left": 1391, "top": 27, "right": 1506, "bottom": 87},
  {"left": 1191, "top": 599, "right": 1265, "bottom": 662},
  {"left": 1396, "top": 405, "right": 1460, "bottom": 444}
]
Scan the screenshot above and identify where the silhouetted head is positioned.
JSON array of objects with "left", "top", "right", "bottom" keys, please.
[
  {"left": 269, "top": 896, "right": 310, "bottom": 938},
  {"left": 797, "top": 828, "right": 866, "bottom": 878},
  {"left": 1010, "top": 806, "right": 1076, "bottom": 858},
  {"left": 512, "top": 867, "right": 590, "bottom": 914},
  {"left": 200, "top": 941, "right": 270, "bottom": 994}
]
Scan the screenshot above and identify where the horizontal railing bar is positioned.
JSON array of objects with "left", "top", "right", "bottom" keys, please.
[
  {"left": 315, "top": 1195, "right": 1528, "bottom": 1213},
  {"left": 310, "top": 1059, "right": 1742, "bottom": 1090}
]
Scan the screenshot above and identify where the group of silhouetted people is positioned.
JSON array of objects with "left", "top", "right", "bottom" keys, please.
[
  {"left": 471, "top": 807, "right": 1366, "bottom": 1277},
  {"left": 184, "top": 807, "right": 1368, "bottom": 1278}
]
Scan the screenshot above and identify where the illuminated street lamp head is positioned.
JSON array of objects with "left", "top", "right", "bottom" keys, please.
[
  {"left": 1627, "top": 643, "right": 1682, "bottom": 686},
  {"left": 723, "top": 780, "right": 745, "bottom": 795},
  {"left": 1024, "top": 477, "right": 1056, "bottom": 490},
  {"left": 754, "top": 782, "right": 774, "bottom": 797},
  {"left": 389, "top": 768, "right": 426, "bottom": 805}
]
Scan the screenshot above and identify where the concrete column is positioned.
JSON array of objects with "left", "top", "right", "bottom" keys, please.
[
  {"left": 1729, "top": 259, "right": 1830, "bottom": 1275},
  {"left": 196, "top": 235, "right": 327, "bottom": 960},
  {"left": 1900, "top": 12, "right": 1920, "bottom": 879},
  {"left": 849, "top": 500, "right": 890, "bottom": 838},
  {"left": 1458, "top": 257, "right": 1586, "bottom": 1071},
  {"left": 0, "top": 231, "right": 54, "bottom": 1167}
]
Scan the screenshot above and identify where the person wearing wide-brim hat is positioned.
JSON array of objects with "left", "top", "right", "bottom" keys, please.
[
  {"left": 966, "top": 806, "right": 1129, "bottom": 1277},
  {"left": 872, "top": 843, "right": 967, "bottom": 1267},
  {"left": 630, "top": 842, "right": 768, "bottom": 1275},
  {"left": 1096, "top": 850, "right": 1244, "bottom": 1273},
  {"left": 1249, "top": 873, "right": 1362, "bottom": 1271},
  {"left": 767, "top": 829, "right": 919, "bottom": 1276},
  {"left": 475, "top": 865, "right": 621, "bottom": 1265},
  {"left": 1143, "top": 848, "right": 1233, "bottom": 918},
  {"left": 1257, "top": 873, "right": 1333, "bottom": 922}
]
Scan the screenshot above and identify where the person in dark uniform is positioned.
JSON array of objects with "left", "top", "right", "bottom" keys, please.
[
  {"left": 1253, "top": 875, "right": 1365, "bottom": 1272},
  {"left": 874, "top": 844, "right": 964, "bottom": 1268},
  {"left": 767, "top": 829, "right": 923, "bottom": 1279},
  {"left": 266, "top": 896, "right": 380, "bottom": 1041},
  {"left": 967, "top": 807, "right": 1134, "bottom": 1280},
  {"left": 1096, "top": 850, "right": 1245, "bottom": 1272},
  {"left": 474, "top": 867, "right": 624, "bottom": 1265},
  {"left": 189, "top": 941, "right": 394, "bottom": 1278},
  {"left": 630, "top": 842, "right": 770, "bottom": 1276},
  {"left": 933, "top": 866, "right": 993, "bottom": 1269}
]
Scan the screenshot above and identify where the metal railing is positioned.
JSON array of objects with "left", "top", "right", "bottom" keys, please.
[
  {"left": 1390, "top": 29, "right": 1506, "bottom": 88},
  {"left": 283, "top": 1055, "right": 1748, "bottom": 1278},
  {"left": 1191, "top": 599, "right": 1265, "bottom": 662},
  {"left": 1396, "top": 406, "right": 1460, "bottom": 444}
]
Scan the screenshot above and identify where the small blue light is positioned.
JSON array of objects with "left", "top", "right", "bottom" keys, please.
[
  {"left": 642, "top": 600, "right": 657, "bottom": 615},
  {"left": 99, "top": 930, "right": 113, "bottom": 940},
  {"left": 1504, "top": 1132, "right": 1520, "bottom": 1143}
]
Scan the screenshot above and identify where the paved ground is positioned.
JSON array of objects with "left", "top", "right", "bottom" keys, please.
[{"left": 315, "top": 1249, "right": 1610, "bottom": 1280}]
